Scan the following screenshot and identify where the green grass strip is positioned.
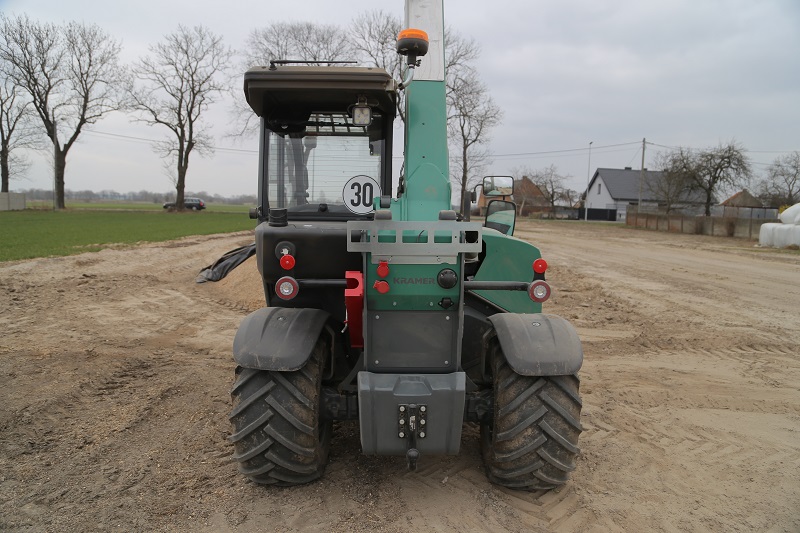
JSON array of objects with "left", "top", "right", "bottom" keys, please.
[{"left": 0, "top": 209, "right": 255, "bottom": 262}]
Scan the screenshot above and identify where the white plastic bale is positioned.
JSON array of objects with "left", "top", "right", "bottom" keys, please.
[
  {"left": 772, "top": 224, "right": 800, "bottom": 247},
  {"left": 759, "top": 222, "right": 778, "bottom": 246},
  {"left": 778, "top": 203, "right": 800, "bottom": 225}
]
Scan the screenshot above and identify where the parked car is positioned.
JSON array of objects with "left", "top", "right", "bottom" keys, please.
[{"left": 163, "top": 197, "right": 206, "bottom": 210}]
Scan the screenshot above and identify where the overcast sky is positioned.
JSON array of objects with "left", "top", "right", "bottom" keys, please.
[{"left": 3, "top": 0, "right": 799, "bottom": 198}]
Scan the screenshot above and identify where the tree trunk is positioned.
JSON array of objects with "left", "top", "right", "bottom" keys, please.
[
  {"left": 55, "top": 149, "right": 66, "bottom": 209},
  {"left": 176, "top": 163, "right": 187, "bottom": 210},
  {"left": 461, "top": 146, "right": 468, "bottom": 198},
  {"left": 1, "top": 147, "right": 9, "bottom": 193},
  {"left": 704, "top": 189, "right": 713, "bottom": 216}
]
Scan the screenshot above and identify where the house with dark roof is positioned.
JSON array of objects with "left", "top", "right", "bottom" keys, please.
[
  {"left": 721, "top": 189, "right": 762, "bottom": 208},
  {"left": 585, "top": 167, "right": 706, "bottom": 221}
]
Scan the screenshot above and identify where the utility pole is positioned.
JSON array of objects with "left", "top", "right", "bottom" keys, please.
[
  {"left": 52, "top": 111, "right": 58, "bottom": 211},
  {"left": 584, "top": 141, "right": 593, "bottom": 221},
  {"left": 637, "top": 137, "right": 646, "bottom": 212}
]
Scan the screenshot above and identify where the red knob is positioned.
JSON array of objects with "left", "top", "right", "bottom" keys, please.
[
  {"left": 373, "top": 280, "right": 390, "bottom": 294},
  {"left": 533, "top": 258, "right": 548, "bottom": 274},
  {"left": 280, "top": 254, "right": 296, "bottom": 270},
  {"left": 377, "top": 260, "right": 390, "bottom": 278}
]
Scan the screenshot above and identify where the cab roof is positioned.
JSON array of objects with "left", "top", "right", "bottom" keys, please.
[{"left": 243, "top": 65, "right": 397, "bottom": 120}]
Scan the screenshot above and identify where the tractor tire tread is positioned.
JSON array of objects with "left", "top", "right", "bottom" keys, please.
[
  {"left": 481, "top": 342, "right": 582, "bottom": 491},
  {"left": 229, "top": 336, "right": 331, "bottom": 486}
]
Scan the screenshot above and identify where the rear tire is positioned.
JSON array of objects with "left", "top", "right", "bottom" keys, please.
[
  {"left": 481, "top": 342, "right": 582, "bottom": 490},
  {"left": 228, "top": 335, "right": 332, "bottom": 486}
]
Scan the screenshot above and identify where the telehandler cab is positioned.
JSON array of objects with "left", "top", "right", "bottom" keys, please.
[{"left": 228, "top": 0, "right": 583, "bottom": 490}]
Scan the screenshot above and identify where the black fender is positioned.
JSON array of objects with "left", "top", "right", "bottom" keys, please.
[
  {"left": 233, "top": 307, "right": 330, "bottom": 371},
  {"left": 487, "top": 313, "right": 583, "bottom": 376}
]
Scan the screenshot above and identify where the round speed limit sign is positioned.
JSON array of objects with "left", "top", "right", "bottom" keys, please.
[{"left": 343, "top": 175, "right": 381, "bottom": 215}]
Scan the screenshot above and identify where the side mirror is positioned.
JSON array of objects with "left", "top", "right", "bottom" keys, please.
[
  {"left": 484, "top": 200, "right": 516, "bottom": 236},
  {"left": 483, "top": 175, "right": 514, "bottom": 197}
]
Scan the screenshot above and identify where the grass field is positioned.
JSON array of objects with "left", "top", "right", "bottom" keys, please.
[
  {"left": 25, "top": 200, "right": 252, "bottom": 214},
  {"left": 0, "top": 209, "right": 255, "bottom": 262}
]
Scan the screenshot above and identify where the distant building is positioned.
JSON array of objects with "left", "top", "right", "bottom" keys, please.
[
  {"left": 513, "top": 177, "right": 549, "bottom": 216},
  {"left": 585, "top": 167, "right": 706, "bottom": 221},
  {"left": 721, "top": 189, "right": 762, "bottom": 208},
  {"left": 717, "top": 189, "right": 777, "bottom": 219},
  {"left": 476, "top": 176, "right": 551, "bottom": 216},
  {"left": 476, "top": 189, "right": 513, "bottom": 216}
]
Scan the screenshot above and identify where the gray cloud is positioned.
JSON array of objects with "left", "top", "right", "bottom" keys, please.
[{"left": 4, "top": 0, "right": 799, "bottom": 196}]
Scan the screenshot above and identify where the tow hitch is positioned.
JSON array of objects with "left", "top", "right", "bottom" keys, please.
[{"left": 399, "top": 404, "right": 427, "bottom": 470}]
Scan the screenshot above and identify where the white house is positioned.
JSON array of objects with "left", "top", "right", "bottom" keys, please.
[{"left": 585, "top": 167, "right": 704, "bottom": 221}]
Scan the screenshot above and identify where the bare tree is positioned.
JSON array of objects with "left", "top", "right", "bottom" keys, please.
[
  {"left": 694, "top": 142, "right": 752, "bottom": 216},
  {"left": 530, "top": 165, "right": 570, "bottom": 217},
  {"left": 0, "top": 15, "right": 125, "bottom": 208},
  {"left": 443, "top": 28, "right": 480, "bottom": 75},
  {"left": 662, "top": 142, "right": 751, "bottom": 216},
  {"left": 652, "top": 151, "right": 694, "bottom": 213},
  {"left": 244, "top": 22, "right": 354, "bottom": 66},
  {"left": 0, "top": 77, "right": 38, "bottom": 192},
  {"left": 350, "top": 11, "right": 480, "bottom": 124},
  {"left": 351, "top": 11, "right": 401, "bottom": 74},
  {"left": 129, "top": 26, "right": 232, "bottom": 210},
  {"left": 758, "top": 151, "right": 800, "bottom": 207},
  {"left": 349, "top": 8, "right": 487, "bottom": 207},
  {"left": 448, "top": 68, "right": 502, "bottom": 214},
  {"left": 508, "top": 166, "right": 537, "bottom": 215},
  {"left": 561, "top": 188, "right": 578, "bottom": 209},
  {"left": 351, "top": 11, "right": 404, "bottom": 119},
  {"left": 231, "top": 22, "right": 354, "bottom": 137}
]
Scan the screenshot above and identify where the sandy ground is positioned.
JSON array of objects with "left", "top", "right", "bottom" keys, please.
[{"left": 1, "top": 220, "right": 798, "bottom": 532}]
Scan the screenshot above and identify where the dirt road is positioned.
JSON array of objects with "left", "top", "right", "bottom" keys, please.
[{"left": 1, "top": 221, "right": 798, "bottom": 532}]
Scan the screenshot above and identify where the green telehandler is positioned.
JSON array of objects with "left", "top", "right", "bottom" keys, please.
[{"left": 228, "top": 0, "right": 583, "bottom": 490}]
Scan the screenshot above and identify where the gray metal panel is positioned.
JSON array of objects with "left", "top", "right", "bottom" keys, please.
[
  {"left": 358, "top": 372, "right": 465, "bottom": 455},
  {"left": 233, "top": 307, "right": 329, "bottom": 371},
  {"left": 366, "top": 311, "right": 457, "bottom": 372},
  {"left": 347, "top": 220, "right": 481, "bottom": 264},
  {"left": 488, "top": 313, "right": 583, "bottom": 376}
]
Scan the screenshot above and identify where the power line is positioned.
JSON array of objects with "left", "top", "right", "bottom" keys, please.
[
  {"left": 646, "top": 140, "right": 797, "bottom": 154},
  {"left": 627, "top": 146, "right": 642, "bottom": 167},
  {"left": 646, "top": 141, "right": 680, "bottom": 150},
  {"left": 84, "top": 128, "right": 796, "bottom": 160},
  {"left": 490, "top": 141, "right": 641, "bottom": 159},
  {"left": 491, "top": 146, "right": 640, "bottom": 162},
  {"left": 84, "top": 129, "right": 258, "bottom": 154},
  {"left": 83, "top": 130, "right": 153, "bottom": 145}
]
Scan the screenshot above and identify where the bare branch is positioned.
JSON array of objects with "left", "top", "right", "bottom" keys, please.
[
  {"left": 229, "top": 22, "right": 354, "bottom": 138},
  {"left": 0, "top": 77, "right": 41, "bottom": 191},
  {"left": 759, "top": 151, "right": 800, "bottom": 207},
  {"left": 447, "top": 70, "right": 502, "bottom": 209},
  {"left": 651, "top": 151, "right": 695, "bottom": 213},
  {"left": 350, "top": 11, "right": 405, "bottom": 121},
  {"left": 0, "top": 14, "right": 124, "bottom": 207},
  {"left": 530, "top": 165, "right": 571, "bottom": 216},
  {"left": 658, "top": 141, "right": 752, "bottom": 216},
  {"left": 129, "top": 25, "right": 232, "bottom": 209}
]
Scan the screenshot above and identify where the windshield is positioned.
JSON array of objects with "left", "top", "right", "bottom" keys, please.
[{"left": 266, "top": 112, "right": 386, "bottom": 218}]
